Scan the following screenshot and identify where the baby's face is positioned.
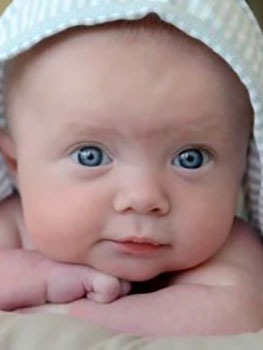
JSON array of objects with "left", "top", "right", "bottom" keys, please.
[{"left": 5, "top": 26, "right": 251, "bottom": 281}]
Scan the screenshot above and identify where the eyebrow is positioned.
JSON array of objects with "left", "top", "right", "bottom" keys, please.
[
  {"left": 59, "top": 111, "right": 231, "bottom": 144},
  {"left": 59, "top": 123, "right": 228, "bottom": 153},
  {"left": 60, "top": 120, "right": 123, "bottom": 141}
]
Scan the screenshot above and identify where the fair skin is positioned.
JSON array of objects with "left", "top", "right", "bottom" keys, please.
[{"left": 0, "top": 23, "right": 262, "bottom": 335}]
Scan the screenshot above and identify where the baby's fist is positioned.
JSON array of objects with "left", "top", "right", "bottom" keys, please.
[
  {"left": 87, "top": 273, "right": 131, "bottom": 303},
  {"left": 47, "top": 263, "right": 131, "bottom": 304}
]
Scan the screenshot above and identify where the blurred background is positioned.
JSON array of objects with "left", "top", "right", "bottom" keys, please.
[
  {"left": 247, "top": 0, "right": 263, "bottom": 26},
  {"left": 0, "top": 0, "right": 263, "bottom": 28}
]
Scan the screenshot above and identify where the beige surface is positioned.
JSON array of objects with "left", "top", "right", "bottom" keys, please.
[{"left": 0, "top": 311, "right": 262, "bottom": 350}]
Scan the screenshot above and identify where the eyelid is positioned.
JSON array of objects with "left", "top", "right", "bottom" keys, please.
[
  {"left": 67, "top": 141, "right": 113, "bottom": 157},
  {"left": 173, "top": 145, "right": 216, "bottom": 159}
]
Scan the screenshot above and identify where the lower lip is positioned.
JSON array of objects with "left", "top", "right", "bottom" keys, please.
[{"left": 113, "top": 241, "right": 164, "bottom": 254}]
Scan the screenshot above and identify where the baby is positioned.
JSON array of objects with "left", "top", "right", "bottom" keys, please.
[{"left": 0, "top": 11, "right": 262, "bottom": 336}]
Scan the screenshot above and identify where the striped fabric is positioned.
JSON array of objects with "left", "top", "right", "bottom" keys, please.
[{"left": 0, "top": 0, "right": 262, "bottom": 235}]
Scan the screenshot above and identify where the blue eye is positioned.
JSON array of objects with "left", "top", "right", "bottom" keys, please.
[
  {"left": 72, "top": 146, "right": 112, "bottom": 167},
  {"left": 172, "top": 148, "right": 210, "bottom": 169}
]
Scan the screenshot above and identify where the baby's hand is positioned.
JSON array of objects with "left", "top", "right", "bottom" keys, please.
[
  {"left": 0, "top": 249, "right": 131, "bottom": 310},
  {"left": 46, "top": 262, "right": 131, "bottom": 304}
]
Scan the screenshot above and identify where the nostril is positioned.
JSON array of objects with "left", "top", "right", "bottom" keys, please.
[
  {"left": 113, "top": 195, "right": 170, "bottom": 215},
  {"left": 151, "top": 207, "right": 162, "bottom": 214},
  {"left": 113, "top": 179, "right": 170, "bottom": 215}
]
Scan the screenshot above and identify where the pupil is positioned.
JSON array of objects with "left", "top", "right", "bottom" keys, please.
[
  {"left": 187, "top": 155, "right": 195, "bottom": 162},
  {"left": 88, "top": 153, "right": 95, "bottom": 160}
]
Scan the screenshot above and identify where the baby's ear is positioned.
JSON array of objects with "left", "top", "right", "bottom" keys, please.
[{"left": 0, "top": 128, "right": 17, "bottom": 175}]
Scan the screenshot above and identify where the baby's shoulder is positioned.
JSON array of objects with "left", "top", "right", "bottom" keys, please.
[
  {"left": 171, "top": 219, "right": 263, "bottom": 329},
  {"left": 0, "top": 193, "right": 21, "bottom": 223},
  {"left": 224, "top": 218, "right": 263, "bottom": 276},
  {"left": 174, "top": 218, "right": 263, "bottom": 289},
  {"left": 0, "top": 194, "right": 24, "bottom": 248}
]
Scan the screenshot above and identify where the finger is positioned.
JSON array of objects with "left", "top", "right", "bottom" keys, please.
[
  {"left": 89, "top": 275, "right": 121, "bottom": 303},
  {"left": 86, "top": 291, "right": 110, "bottom": 303},
  {"left": 120, "top": 280, "right": 131, "bottom": 296}
]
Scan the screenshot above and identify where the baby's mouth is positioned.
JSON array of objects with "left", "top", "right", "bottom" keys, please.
[
  {"left": 119, "top": 236, "right": 164, "bottom": 245},
  {"left": 109, "top": 236, "right": 168, "bottom": 255}
]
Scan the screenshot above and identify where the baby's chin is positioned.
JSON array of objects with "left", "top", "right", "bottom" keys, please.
[
  {"left": 119, "top": 271, "right": 160, "bottom": 282},
  {"left": 96, "top": 257, "right": 210, "bottom": 282},
  {"left": 99, "top": 264, "right": 170, "bottom": 282}
]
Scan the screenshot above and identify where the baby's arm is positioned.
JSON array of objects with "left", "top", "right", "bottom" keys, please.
[
  {"left": 0, "top": 195, "right": 130, "bottom": 310},
  {"left": 42, "top": 219, "right": 263, "bottom": 336}
]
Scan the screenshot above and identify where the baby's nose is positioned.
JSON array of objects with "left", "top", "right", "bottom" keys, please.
[{"left": 113, "top": 172, "right": 170, "bottom": 215}]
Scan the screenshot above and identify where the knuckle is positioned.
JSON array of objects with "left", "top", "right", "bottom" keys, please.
[{"left": 94, "top": 274, "right": 120, "bottom": 295}]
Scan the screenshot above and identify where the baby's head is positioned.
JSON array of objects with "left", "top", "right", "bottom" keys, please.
[{"left": 1, "top": 15, "right": 253, "bottom": 281}]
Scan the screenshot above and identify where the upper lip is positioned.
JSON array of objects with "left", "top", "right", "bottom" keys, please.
[{"left": 114, "top": 237, "right": 166, "bottom": 246}]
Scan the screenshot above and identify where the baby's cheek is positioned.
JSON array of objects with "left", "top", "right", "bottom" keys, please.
[
  {"left": 23, "top": 199, "right": 93, "bottom": 263},
  {"left": 177, "top": 210, "right": 233, "bottom": 268}
]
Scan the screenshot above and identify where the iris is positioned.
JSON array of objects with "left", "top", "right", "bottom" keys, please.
[
  {"left": 176, "top": 149, "right": 205, "bottom": 169},
  {"left": 77, "top": 146, "right": 104, "bottom": 167}
]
